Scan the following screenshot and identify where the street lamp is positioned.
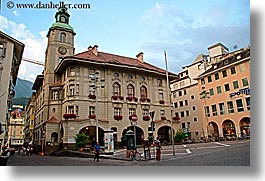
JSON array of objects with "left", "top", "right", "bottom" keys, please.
[
  {"left": 164, "top": 50, "right": 175, "bottom": 156},
  {"left": 200, "top": 88, "right": 210, "bottom": 140},
  {"left": 40, "top": 130, "right": 46, "bottom": 156},
  {"left": 90, "top": 72, "right": 105, "bottom": 143}
]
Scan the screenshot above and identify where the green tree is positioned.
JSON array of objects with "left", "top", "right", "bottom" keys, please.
[
  {"left": 74, "top": 133, "right": 89, "bottom": 148},
  {"left": 175, "top": 131, "right": 184, "bottom": 144}
]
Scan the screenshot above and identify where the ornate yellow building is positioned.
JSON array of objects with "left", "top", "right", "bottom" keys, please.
[{"left": 31, "top": 7, "right": 179, "bottom": 151}]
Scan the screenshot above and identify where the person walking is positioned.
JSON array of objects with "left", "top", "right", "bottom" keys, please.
[{"left": 93, "top": 142, "right": 100, "bottom": 162}]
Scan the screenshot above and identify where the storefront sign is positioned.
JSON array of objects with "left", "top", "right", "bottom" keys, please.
[{"left": 229, "top": 87, "right": 250, "bottom": 98}]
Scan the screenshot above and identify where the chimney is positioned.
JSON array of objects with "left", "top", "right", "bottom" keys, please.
[
  {"left": 92, "top": 45, "right": 98, "bottom": 56},
  {"left": 136, "top": 52, "right": 144, "bottom": 63},
  {"left": 88, "top": 45, "right": 93, "bottom": 51}
]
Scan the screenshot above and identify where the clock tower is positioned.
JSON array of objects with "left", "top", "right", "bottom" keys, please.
[
  {"left": 45, "top": 7, "right": 75, "bottom": 84},
  {"left": 43, "top": 7, "right": 76, "bottom": 123}
]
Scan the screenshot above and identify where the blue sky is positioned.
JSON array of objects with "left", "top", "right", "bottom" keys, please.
[{"left": 0, "top": 0, "right": 250, "bottom": 82}]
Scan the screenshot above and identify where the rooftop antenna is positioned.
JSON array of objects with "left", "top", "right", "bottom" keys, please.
[{"left": 233, "top": 44, "right": 238, "bottom": 50}]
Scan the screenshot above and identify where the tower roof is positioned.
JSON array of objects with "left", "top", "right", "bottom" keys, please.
[{"left": 47, "top": 7, "right": 74, "bottom": 36}]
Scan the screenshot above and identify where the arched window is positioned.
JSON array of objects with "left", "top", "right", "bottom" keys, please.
[
  {"left": 112, "top": 82, "right": 121, "bottom": 96},
  {"left": 60, "top": 33, "right": 66, "bottom": 43},
  {"left": 127, "top": 84, "right": 134, "bottom": 97},
  {"left": 140, "top": 86, "right": 147, "bottom": 99},
  {"left": 51, "top": 132, "right": 58, "bottom": 143}
]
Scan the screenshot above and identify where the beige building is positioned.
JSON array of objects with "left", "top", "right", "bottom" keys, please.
[
  {"left": 195, "top": 45, "right": 250, "bottom": 140},
  {"left": 30, "top": 7, "right": 178, "bottom": 152},
  {"left": 24, "top": 93, "right": 36, "bottom": 143},
  {"left": 170, "top": 54, "right": 209, "bottom": 142},
  {"left": 0, "top": 31, "right": 24, "bottom": 153},
  {"left": 7, "top": 109, "right": 25, "bottom": 148},
  {"left": 170, "top": 43, "right": 249, "bottom": 142}
]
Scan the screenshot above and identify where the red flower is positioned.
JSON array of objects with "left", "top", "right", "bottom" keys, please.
[
  {"left": 140, "top": 97, "right": 146, "bottom": 102},
  {"left": 114, "top": 115, "right": 123, "bottom": 120},
  {"left": 143, "top": 116, "right": 150, "bottom": 121},
  {"left": 161, "top": 116, "right": 167, "bottom": 121},
  {"left": 173, "top": 116, "right": 180, "bottom": 121},
  {"left": 89, "top": 114, "right": 96, "bottom": 119},
  {"left": 159, "top": 100, "right": 165, "bottom": 104},
  {"left": 119, "top": 96, "right": 124, "bottom": 100},
  {"left": 111, "top": 95, "right": 119, "bottom": 100},
  {"left": 63, "top": 114, "right": 77, "bottom": 119},
  {"left": 88, "top": 94, "right": 96, "bottom": 99},
  {"left": 126, "top": 96, "right": 133, "bottom": 101}
]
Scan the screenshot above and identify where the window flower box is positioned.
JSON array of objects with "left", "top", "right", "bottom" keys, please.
[
  {"left": 161, "top": 116, "right": 167, "bottom": 121},
  {"left": 63, "top": 113, "right": 77, "bottom": 119},
  {"left": 114, "top": 115, "right": 123, "bottom": 120},
  {"left": 140, "top": 97, "right": 146, "bottom": 102},
  {"left": 89, "top": 114, "right": 96, "bottom": 119},
  {"left": 173, "top": 116, "right": 180, "bottom": 121},
  {"left": 129, "top": 114, "right": 137, "bottom": 120},
  {"left": 126, "top": 96, "right": 138, "bottom": 102},
  {"left": 111, "top": 95, "right": 119, "bottom": 100},
  {"left": 88, "top": 94, "right": 96, "bottom": 99},
  {"left": 119, "top": 96, "right": 124, "bottom": 100},
  {"left": 159, "top": 100, "right": 165, "bottom": 104},
  {"left": 143, "top": 116, "right": 150, "bottom": 121}
]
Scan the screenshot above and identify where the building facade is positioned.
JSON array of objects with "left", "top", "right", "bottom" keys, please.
[
  {"left": 0, "top": 31, "right": 24, "bottom": 153},
  {"left": 7, "top": 109, "right": 25, "bottom": 149},
  {"left": 171, "top": 54, "right": 210, "bottom": 142},
  {"left": 195, "top": 45, "right": 250, "bottom": 140},
  {"left": 24, "top": 93, "right": 36, "bottom": 144},
  {"left": 30, "top": 7, "right": 179, "bottom": 151},
  {"left": 171, "top": 43, "right": 250, "bottom": 142}
]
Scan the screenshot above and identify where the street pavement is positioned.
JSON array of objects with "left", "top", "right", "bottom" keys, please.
[{"left": 6, "top": 140, "right": 250, "bottom": 166}]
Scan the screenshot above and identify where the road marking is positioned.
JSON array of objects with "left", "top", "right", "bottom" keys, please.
[
  {"left": 215, "top": 142, "right": 230, "bottom": 147},
  {"left": 186, "top": 149, "right": 192, "bottom": 154}
]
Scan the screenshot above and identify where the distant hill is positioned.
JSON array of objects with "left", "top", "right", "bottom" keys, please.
[
  {"left": 14, "top": 78, "right": 33, "bottom": 98},
  {"left": 12, "top": 97, "right": 30, "bottom": 111}
]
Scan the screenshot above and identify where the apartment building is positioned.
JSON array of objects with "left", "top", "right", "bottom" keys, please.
[
  {"left": 30, "top": 7, "right": 179, "bottom": 151},
  {"left": 195, "top": 45, "right": 250, "bottom": 139},
  {"left": 0, "top": 31, "right": 24, "bottom": 153},
  {"left": 7, "top": 109, "right": 25, "bottom": 149}
]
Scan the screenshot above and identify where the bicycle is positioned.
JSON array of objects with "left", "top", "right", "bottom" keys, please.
[{"left": 129, "top": 150, "right": 142, "bottom": 161}]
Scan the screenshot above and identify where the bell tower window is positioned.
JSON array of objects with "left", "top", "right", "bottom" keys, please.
[
  {"left": 60, "top": 16, "right": 66, "bottom": 23},
  {"left": 60, "top": 33, "right": 66, "bottom": 43}
]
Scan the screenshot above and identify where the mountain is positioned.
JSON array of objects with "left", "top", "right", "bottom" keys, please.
[{"left": 14, "top": 78, "right": 33, "bottom": 98}]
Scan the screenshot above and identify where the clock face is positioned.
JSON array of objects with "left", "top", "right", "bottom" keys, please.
[{"left": 58, "top": 46, "right": 67, "bottom": 55}]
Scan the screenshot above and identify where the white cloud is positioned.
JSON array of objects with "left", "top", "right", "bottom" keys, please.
[
  {"left": 140, "top": 2, "right": 250, "bottom": 73},
  {"left": 0, "top": 15, "right": 46, "bottom": 82}
]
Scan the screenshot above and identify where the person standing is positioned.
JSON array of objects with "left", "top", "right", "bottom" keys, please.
[
  {"left": 0, "top": 146, "right": 10, "bottom": 166},
  {"left": 93, "top": 142, "right": 100, "bottom": 162},
  {"left": 155, "top": 138, "right": 161, "bottom": 161}
]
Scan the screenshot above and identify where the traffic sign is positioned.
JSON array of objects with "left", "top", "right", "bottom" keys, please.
[{"left": 131, "top": 114, "right": 138, "bottom": 122}]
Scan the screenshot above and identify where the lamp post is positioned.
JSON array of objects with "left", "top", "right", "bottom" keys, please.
[
  {"left": 90, "top": 72, "right": 105, "bottom": 143},
  {"left": 164, "top": 50, "right": 175, "bottom": 156},
  {"left": 200, "top": 88, "right": 210, "bottom": 140}
]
